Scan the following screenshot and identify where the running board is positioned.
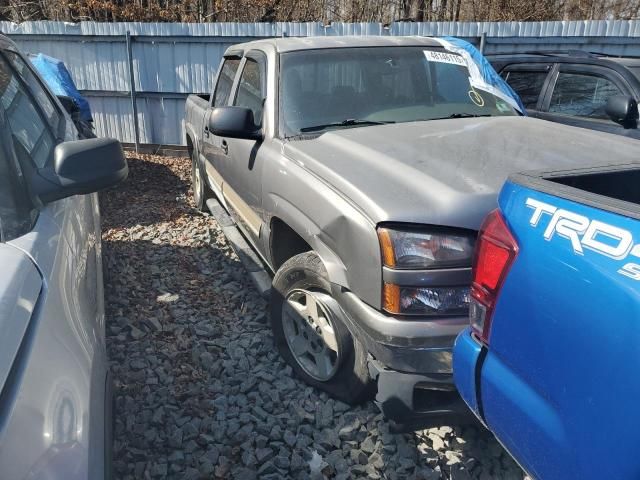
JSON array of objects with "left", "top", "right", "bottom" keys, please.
[{"left": 206, "top": 198, "right": 272, "bottom": 299}]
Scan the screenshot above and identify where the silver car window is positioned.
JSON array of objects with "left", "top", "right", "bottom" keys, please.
[
  {"left": 0, "top": 130, "right": 36, "bottom": 242},
  {"left": 0, "top": 57, "right": 41, "bottom": 241},
  {"left": 6, "top": 51, "right": 62, "bottom": 135},
  {"left": 0, "top": 53, "right": 56, "bottom": 168}
]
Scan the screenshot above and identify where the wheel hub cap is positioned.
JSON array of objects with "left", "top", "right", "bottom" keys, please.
[{"left": 282, "top": 289, "right": 340, "bottom": 381}]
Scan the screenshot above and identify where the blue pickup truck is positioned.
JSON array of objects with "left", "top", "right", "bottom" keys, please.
[{"left": 454, "top": 163, "right": 640, "bottom": 479}]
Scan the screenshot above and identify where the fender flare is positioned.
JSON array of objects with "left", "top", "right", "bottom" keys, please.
[
  {"left": 268, "top": 195, "right": 351, "bottom": 290},
  {"left": 185, "top": 125, "right": 199, "bottom": 159}
]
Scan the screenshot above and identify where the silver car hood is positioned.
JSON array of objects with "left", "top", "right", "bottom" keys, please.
[{"left": 283, "top": 116, "right": 640, "bottom": 230}]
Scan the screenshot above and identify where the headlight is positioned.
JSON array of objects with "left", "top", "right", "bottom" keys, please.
[
  {"left": 377, "top": 227, "right": 474, "bottom": 269},
  {"left": 383, "top": 284, "right": 470, "bottom": 315}
]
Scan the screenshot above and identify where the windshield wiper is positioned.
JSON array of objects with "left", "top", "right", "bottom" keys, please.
[
  {"left": 447, "top": 113, "right": 492, "bottom": 119},
  {"left": 299, "top": 119, "right": 394, "bottom": 133}
]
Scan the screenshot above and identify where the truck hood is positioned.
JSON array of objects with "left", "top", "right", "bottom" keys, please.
[{"left": 282, "top": 116, "right": 640, "bottom": 230}]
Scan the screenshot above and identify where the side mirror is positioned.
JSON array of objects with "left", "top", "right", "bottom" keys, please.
[
  {"left": 33, "top": 138, "right": 128, "bottom": 204},
  {"left": 208, "top": 106, "right": 262, "bottom": 140},
  {"left": 605, "top": 95, "right": 638, "bottom": 129}
]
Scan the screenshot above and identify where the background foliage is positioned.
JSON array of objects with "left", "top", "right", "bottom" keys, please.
[{"left": 0, "top": 0, "right": 638, "bottom": 23}]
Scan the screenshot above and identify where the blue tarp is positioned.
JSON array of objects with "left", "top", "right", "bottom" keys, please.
[
  {"left": 29, "top": 53, "right": 93, "bottom": 122},
  {"left": 441, "top": 36, "right": 526, "bottom": 114}
]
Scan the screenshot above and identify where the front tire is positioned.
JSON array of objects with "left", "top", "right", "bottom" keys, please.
[
  {"left": 270, "top": 252, "right": 371, "bottom": 404},
  {"left": 191, "top": 151, "right": 212, "bottom": 212}
]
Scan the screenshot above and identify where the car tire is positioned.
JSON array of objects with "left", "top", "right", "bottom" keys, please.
[
  {"left": 271, "top": 251, "right": 371, "bottom": 404},
  {"left": 191, "top": 151, "right": 212, "bottom": 212}
]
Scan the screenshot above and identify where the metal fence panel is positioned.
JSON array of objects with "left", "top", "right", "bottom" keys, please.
[{"left": 1, "top": 20, "right": 639, "bottom": 146}]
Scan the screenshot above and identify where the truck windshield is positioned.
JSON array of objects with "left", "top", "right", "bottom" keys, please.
[{"left": 279, "top": 46, "right": 517, "bottom": 137}]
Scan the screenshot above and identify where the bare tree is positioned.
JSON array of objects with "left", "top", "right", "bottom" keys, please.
[{"left": 0, "top": 0, "right": 637, "bottom": 23}]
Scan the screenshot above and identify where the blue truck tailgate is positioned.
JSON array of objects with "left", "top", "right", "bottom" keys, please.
[{"left": 454, "top": 164, "right": 640, "bottom": 479}]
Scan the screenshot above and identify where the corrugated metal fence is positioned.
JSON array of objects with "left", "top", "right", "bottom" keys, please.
[{"left": 1, "top": 20, "right": 640, "bottom": 146}]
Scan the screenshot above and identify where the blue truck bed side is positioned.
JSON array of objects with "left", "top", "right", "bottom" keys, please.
[{"left": 454, "top": 164, "right": 640, "bottom": 479}]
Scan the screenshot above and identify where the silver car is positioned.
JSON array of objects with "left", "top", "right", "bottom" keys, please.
[{"left": 0, "top": 35, "right": 127, "bottom": 479}]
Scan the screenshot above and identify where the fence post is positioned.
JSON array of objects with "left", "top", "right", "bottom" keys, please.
[
  {"left": 125, "top": 31, "right": 141, "bottom": 153},
  {"left": 479, "top": 32, "right": 487, "bottom": 54}
]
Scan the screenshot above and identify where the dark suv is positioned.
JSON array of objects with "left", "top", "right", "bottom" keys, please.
[{"left": 489, "top": 51, "right": 640, "bottom": 139}]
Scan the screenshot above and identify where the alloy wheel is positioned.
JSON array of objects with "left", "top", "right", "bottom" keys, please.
[{"left": 282, "top": 289, "right": 341, "bottom": 381}]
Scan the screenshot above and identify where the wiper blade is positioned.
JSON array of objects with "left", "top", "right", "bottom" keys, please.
[
  {"left": 426, "top": 113, "right": 493, "bottom": 121},
  {"left": 447, "top": 113, "right": 492, "bottom": 118},
  {"left": 299, "top": 119, "right": 394, "bottom": 133}
]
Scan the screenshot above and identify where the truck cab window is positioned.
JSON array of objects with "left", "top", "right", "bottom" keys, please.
[
  {"left": 0, "top": 54, "right": 56, "bottom": 168},
  {"left": 502, "top": 70, "right": 548, "bottom": 109},
  {"left": 549, "top": 72, "right": 622, "bottom": 119},
  {"left": 234, "top": 58, "right": 265, "bottom": 128},
  {"left": 213, "top": 58, "right": 240, "bottom": 107}
]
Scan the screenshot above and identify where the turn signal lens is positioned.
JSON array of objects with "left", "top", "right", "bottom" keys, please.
[
  {"left": 383, "top": 283, "right": 470, "bottom": 316},
  {"left": 470, "top": 210, "right": 518, "bottom": 343},
  {"left": 378, "top": 229, "right": 396, "bottom": 268},
  {"left": 383, "top": 283, "right": 401, "bottom": 313}
]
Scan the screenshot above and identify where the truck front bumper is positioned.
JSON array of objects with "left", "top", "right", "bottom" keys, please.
[
  {"left": 367, "top": 359, "right": 473, "bottom": 431},
  {"left": 332, "top": 285, "right": 474, "bottom": 430}
]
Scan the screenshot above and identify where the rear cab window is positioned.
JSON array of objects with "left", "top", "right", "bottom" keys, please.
[{"left": 500, "top": 67, "right": 550, "bottom": 109}]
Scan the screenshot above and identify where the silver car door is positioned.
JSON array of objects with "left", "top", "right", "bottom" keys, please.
[
  {"left": 0, "top": 243, "right": 43, "bottom": 408},
  {"left": 0, "top": 50, "right": 107, "bottom": 479}
]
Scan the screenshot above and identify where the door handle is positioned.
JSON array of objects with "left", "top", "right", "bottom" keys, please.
[{"left": 222, "top": 140, "right": 228, "bottom": 155}]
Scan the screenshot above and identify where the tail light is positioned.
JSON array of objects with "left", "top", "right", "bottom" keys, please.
[{"left": 470, "top": 210, "right": 518, "bottom": 344}]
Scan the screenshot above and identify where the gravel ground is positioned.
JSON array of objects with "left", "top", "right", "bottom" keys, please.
[{"left": 102, "top": 153, "right": 525, "bottom": 480}]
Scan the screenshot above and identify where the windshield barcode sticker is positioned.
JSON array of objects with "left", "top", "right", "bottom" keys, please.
[{"left": 424, "top": 50, "right": 467, "bottom": 66}]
